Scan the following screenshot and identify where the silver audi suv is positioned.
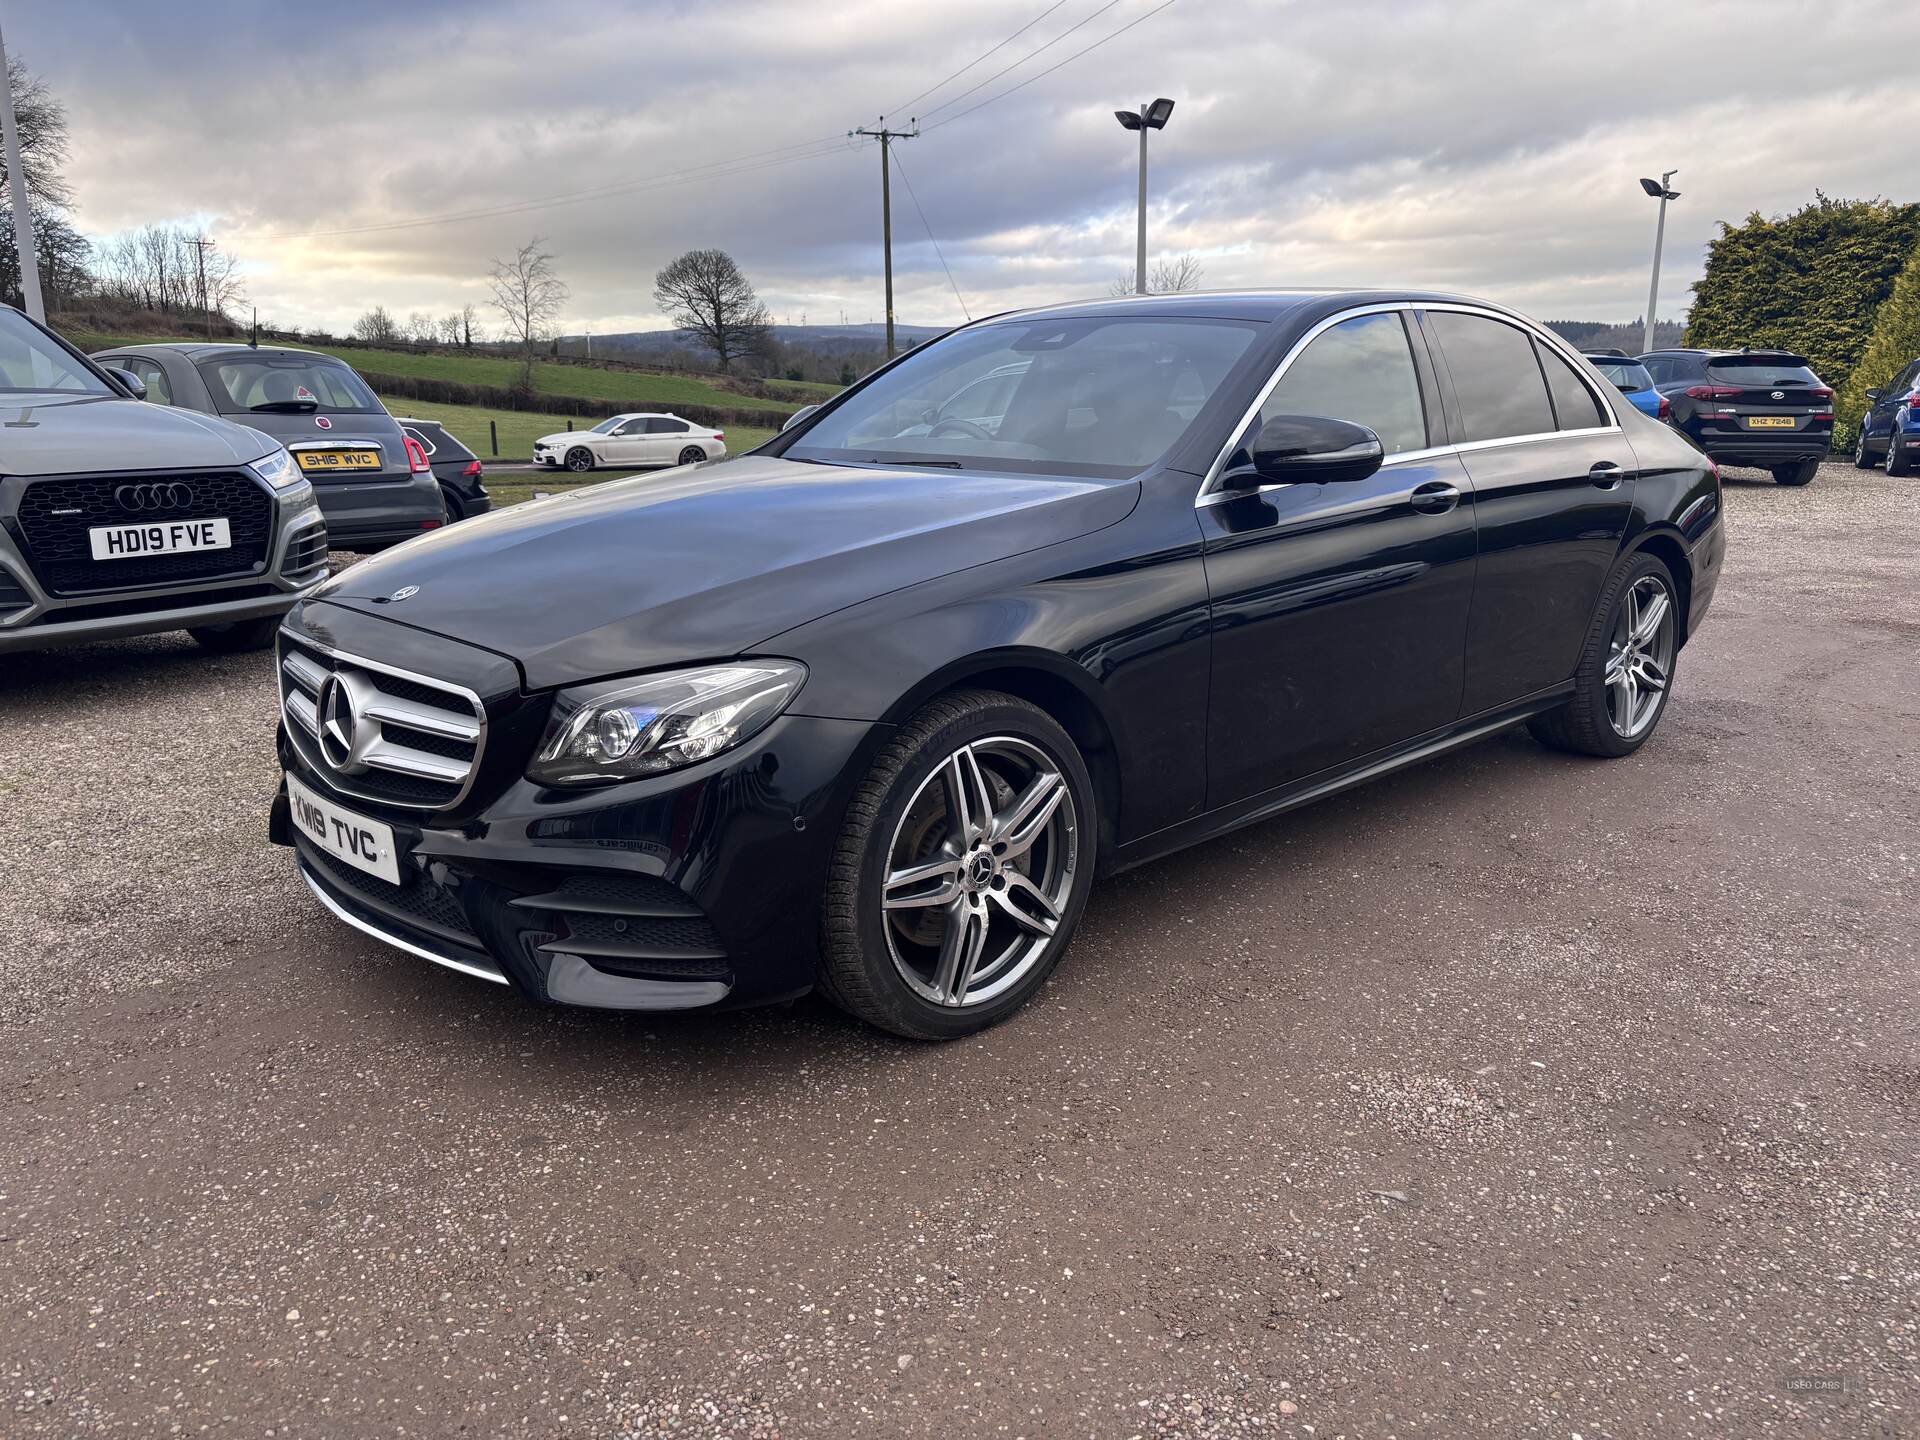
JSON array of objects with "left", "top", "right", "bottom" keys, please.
[{"left": 0, "top": 305, "right": 330, "bottom": 655}]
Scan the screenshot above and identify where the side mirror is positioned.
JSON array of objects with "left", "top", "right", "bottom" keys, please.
[
  {"left": 1866, "top": 388, "right": 1886, "bottom": 402},
  {"left": 106, "top": 367, "right": 148, "bottom": 400},
  {"left": 1225, "top": 414, "right": 1384, "bottom": 489},
  {"left": 782, "top": 404, "right": 821, "bottom": 433}
]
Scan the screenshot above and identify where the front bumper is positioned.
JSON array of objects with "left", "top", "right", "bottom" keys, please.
[{"left": 267, "top": 606, "right": 878, "bottom": 1012}]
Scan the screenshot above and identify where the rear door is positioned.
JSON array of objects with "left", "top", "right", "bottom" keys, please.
[
  {"left": 1199, "top": 307, "right": 1478, "bottom": 806},
  {"left": 1423, "top": 308, "right": 1636, "bottom": 713},
  {"left": 649, "top": 417, "right": 692, "bottom": 462}
]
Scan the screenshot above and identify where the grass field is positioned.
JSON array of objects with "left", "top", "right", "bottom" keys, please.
[{"left": 382, "top": 396, "right": 778, "bottom": 461}]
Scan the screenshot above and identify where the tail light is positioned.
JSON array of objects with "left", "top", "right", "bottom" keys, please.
[
  {"left": 1657, "top": 395, "right": 1671, "bottom": 421},
  {"left": 1811, "top": 386, "right": 1834, "bottom": 400},
  {"left": 1684, "top": 384, "right": 1742, "bottom": 400},
  {"left": 404, "top": 436, "right": 432, "bottom": 473},
  {"left": 462, "top": 459, "right": 484, "bottom": 477},
  {"left": 1904, "top": 391, "right": 1920, "bottom": 409},
  {"left": 421, "top": 519, "right": 441, "bottom": 530},
  {"left": 713, "top": 431, "right": 726, "bottom": 442}
]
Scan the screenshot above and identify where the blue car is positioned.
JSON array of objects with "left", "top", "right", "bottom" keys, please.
[
  {"left": 1853, "top": 356, "right": 1920, "bottom": 475},
  {"left": 1582, "top": 351, "right": 1667, "bottom": 421}
]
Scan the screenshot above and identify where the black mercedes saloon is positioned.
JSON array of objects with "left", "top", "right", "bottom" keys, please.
[{"left": 269, "top": 290, "right": 1725, "bottom": 1039}]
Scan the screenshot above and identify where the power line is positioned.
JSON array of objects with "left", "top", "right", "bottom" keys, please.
[
  {"left": 889, "top": 147, "right": 969, "bottom": 321},
  {"left": 923, "top": 0, "right": 1183, "bottom": 133},
  {"left": 918, "top": 0, "right": 1125, "bottom": 124},
  {"left": 880, "top": 0, "right": 1070, "bottom": 121}
]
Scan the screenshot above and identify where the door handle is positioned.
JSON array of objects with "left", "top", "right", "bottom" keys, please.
[
  {"left": 1409, "top": 481, "right": 1459, "bottom": 514},
  {"left": 1589, "top": 461, "right": 1627, "bottom": 488}
]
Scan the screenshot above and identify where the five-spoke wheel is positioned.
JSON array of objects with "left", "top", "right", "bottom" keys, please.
[
  {"left": 820, "top": 691, "right": 1096, "bottom": 1038},
  {"left": 1529, "top": 552, "right": 1680, "bottom": 758},
  {"left": 1603, "top": 575, "right": 1675, "bottom": 739}
]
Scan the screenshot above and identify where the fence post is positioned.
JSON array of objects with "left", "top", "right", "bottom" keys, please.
[
  {"left": 566, "top": 419, "right": 573, "bottom": 431},
  {"left": 489, "top": 420, "right": 498, "bottom": 457}
]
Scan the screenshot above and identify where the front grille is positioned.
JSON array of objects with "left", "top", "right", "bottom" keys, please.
[
  {"left": 0, "top": 567, "right": 30, "bottom": 617},
  {"left": 509, "top": 871, "right": 730, "bottom": 981},
  {"left": 16, "top": 471, "right": 274, "bottom": 595},
  {"left": 280, "top": 635, "right": 485, "bottom": 812}
]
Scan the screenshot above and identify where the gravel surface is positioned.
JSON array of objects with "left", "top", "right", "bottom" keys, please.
[{"left": 0, "top": 464, "right": 1914, "bottom": 1437}]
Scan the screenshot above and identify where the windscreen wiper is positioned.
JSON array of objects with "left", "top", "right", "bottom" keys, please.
[{"left": 889, "top": 457, "right": 963, "bottom": 468}]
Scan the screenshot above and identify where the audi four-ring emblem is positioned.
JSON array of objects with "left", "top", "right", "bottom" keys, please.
[{"left": 114, "top": 482, "right": 196, "bottom": 512}]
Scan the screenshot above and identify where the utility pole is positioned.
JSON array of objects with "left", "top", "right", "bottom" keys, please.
[
  {"left": 0, "top": 19, "right": 45, "bottom": 322},
  {"left": 852, "top": 118, "right": 917, "bottom": 360},
  {"left": 1115, "top": 100, "right": 1175, "bottom": 296},
  {"left": 190, "top": 235, "right": 213, "bottom": 338},
  {"left": 1640, "top": 170, "right": 1680, "bottom": 354}
]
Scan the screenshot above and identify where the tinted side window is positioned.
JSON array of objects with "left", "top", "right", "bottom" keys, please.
[
  {"left": 1429, "top": 312, "right": 1554, "bottom": 443},
  {"left": 1259, "top": 311, "right": 1428, "bottom": 456},
  {"left": 648, "top": 418, "right": 690, "bottom": 434},
  {"left": 1537, "top": 343, "right": 1606, "bottom": 430}
]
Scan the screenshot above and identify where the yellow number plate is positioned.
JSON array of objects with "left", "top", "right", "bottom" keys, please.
[
  {"left": 1746, "top": 415, "right": 1796, "bottom": 429},
  {"left": 294, "top": 449, "right": 382, "bottom": 471}
]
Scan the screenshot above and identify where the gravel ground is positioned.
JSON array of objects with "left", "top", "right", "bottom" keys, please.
[{"left": 0, "top": 462, "right": 1914, "bottom": 1438}]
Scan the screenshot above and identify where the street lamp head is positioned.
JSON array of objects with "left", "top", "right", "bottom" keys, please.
[
  {"left": 1639, "top": 177, "right": 1662, "bottom": 197},
  {"left": 1115, "top": 109, "right": 1144, "bottom": 131},
  {"left": 1144, "top": 97, "right": 1175, "bottom": 129},
  {"left": 1639, "top": 175, "right": 1679, "bottom": 200}
]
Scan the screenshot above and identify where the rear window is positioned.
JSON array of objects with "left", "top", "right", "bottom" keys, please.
[
  {"left": 1590, "top": 359, "right": 1651, "bottom": 393},
  {"left": 196, "top": 355, "right": 381, "bottom": 414},
  {"left": 1704, "top": 356, "right": 1822, "bottom": 387}
]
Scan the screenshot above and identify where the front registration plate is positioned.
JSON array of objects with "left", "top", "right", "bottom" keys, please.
[
  {"left": 286, "top": 771, "right": 400, "bottom": 885},
  {"left": 1746, "top": 415, "right": 1796, "bottom": 429},
  {"left": 88, "top": 517, "right": 230, "bottom": 560},
  {"left": 294, "top": 449, "right": 382, "bottom": 472}
]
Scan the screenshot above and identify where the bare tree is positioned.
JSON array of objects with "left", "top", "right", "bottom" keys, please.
[
  {"left": 436, "top": 312, "right": 463, "bottom": 345},
  {"left": 488, "top": 237, "right": 569, "bottom": 391},
  {"left": 352, "top": 305, "right": 401, "bottom": 344},
  {"left": 459, "top": 303, "right": 479, "bottom": 350},
  {"left": 0, "top": 53, "right": 83, "bottom": 310},
  {"left": 652, "top": 248, "right": 770, "bottom": 373},
  {"left": 1108, "top": 252, "right": 1205, "bottom": 298}
]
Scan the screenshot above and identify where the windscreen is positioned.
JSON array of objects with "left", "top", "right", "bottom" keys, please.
[
  {"left": 1705, "top": 356, "right": 1822, "bottom": 387},
  {"left": 786, "top": 317, "right": 1261, "bottom": 477},
  {"left": 197, "top": 355, "right": 381, "bottom": 413},
  {"left": 1591, "top": 360, "right": 1651, "bottom": 393},
  {"left": 0, "top": 307, "right": 113, "bottom": 397}
]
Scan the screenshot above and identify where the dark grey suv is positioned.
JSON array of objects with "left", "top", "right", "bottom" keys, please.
[
  {"left": 1, "top": 306, "right": 329, "bottom": 655},
  {"left": 91, "top": 342, "right": 446, "bottom": 549}
]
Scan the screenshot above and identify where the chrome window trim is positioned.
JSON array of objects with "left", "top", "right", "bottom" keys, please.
[
  {"left": 1195, "top": 300, "right": 1623, "bottom": 506},
  {"left": 286, "top": 439, "right": 384, "bottom": 453},
  {"left": 277, "top": 633, "right": 489, "bottom": 813},
  {"left": 300, "top": 867, "right": 509, "bottom": 985}
]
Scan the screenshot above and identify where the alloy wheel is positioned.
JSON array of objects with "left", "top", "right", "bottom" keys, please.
[
  {"left": 566, "top": 449, "right": 593, "bottom": 473},
  {"left": 1604, "top": 575, "right": 1676, "bottom": 739},
  {"left": 880, "top": 736, "right": 1079, "bottom": 1008}
]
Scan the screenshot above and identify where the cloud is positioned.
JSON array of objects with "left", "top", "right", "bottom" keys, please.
[{"left": 11, "top": 0, "right": 1916, "bottom": 334}]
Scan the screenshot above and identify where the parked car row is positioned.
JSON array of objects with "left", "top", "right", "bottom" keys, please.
[
  {"left": 1582, "top": 345, "right": 1837, "bottom": 486},
  {"left": 0, "top": 303, "right": 744, "bottom": 655}
]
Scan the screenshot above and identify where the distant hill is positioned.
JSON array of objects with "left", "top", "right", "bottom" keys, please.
[
  {"left": 1546, "top": 319, "right": 1687, "bottom": 353},
  {"left": 563, "top": 323, "right": 948, "bottom": 367}
]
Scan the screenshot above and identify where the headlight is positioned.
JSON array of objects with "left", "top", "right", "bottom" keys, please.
[
  {"left": 249, "top": 446, "right": 304, "bottom": 490},
  {"left": 528, "top": 661, "right": 807, "bottom": 786}
]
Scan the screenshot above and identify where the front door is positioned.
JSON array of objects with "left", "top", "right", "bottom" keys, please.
[
  {"left": 1420, "top": 309, "right": 1638, "bottom": 713},
  {"left": 1199, "top": 308, "right": 1479, "bottom": 807}
]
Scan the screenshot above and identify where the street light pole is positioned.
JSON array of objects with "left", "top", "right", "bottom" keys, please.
[
  {"left": 1641, "top": 169, "right": 1680, "bottom": 354},
  {"left": 1115, "top": 99, "right": 1174, "bottom": 296},
  {"left": 0, "top": 19, "right": 46, "bottom": 322}
]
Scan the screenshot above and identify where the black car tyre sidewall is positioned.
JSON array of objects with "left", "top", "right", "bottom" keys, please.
[
  {"left": 1854, "top": 421, "right": 1875, "bottom": 469},
  {"left": 1888, "top": 432, "right": 1913, "bottom": 476},
  {"left": 678, "top": 446, "right": 705, "bottom": 466},
  {"left": 440, "top": 486, "right": 466, "bottom": 521},
  {"left": 565, "top": 447, "right": 594, "bottom": 473},
  {"left": 819, "top": 690, "right": 1098, "bottom": 1040},
  {"left": 1772, "top": 458, "right": 1819, "bottom": 486},
  {"left": 1527, "top": 550, "right": 1679, "bottom": 759}
]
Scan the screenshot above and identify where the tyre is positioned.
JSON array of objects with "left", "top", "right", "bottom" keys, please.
[
  {"left": 678, "top": 445, "right": 706, "bottom": 466},
  {"left": 1853, "top": 421, "right": 1876, "bottom": 469},
  {"left": 819, "top": 689, "right": 1097, "bottom": 1040},
  {"left": 1772, "top": 458, "right": 1820, "bottom": 486},
  {"left": 1887, "top": 431, "right": 1913, "bottom": 477},
  {"left": 188, "top": 615, "right": 281, "bottom": 653},
  {"left": 565, "top": 447, "right": 594, "bottom": 473},
  {"left": 439, "top": 487, "right": 466, "bottom": 521},
  {"left": 1528, "top": 552, "right": 1679, "bottom": 759}
]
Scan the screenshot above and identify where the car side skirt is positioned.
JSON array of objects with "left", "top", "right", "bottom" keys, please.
[{"left": 1105, "top": 681, "right": 1576, "bottom": 875}]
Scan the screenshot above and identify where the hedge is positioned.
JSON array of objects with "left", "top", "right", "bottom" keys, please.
[
  {"left": 1686, "top": 195, "right": 1920, "bottom": 403},
  {"left": 1834, "top": 244, "right": 1920, "bottom": 448},
  {"left": 357, "top": 370, "right": 791, "bottom": 431}
]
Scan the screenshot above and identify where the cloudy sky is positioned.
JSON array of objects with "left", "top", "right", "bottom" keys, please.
[{"left": 9, "top": 0, "right": 1913, "bottom": 337}]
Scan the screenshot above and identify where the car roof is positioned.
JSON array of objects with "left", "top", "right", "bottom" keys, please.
[
  {"left": 97, "top": 341, "right": 357, "bottom": 364},
  {"left": 974, "top": 287, "right": 1533, "bottom": 326}
]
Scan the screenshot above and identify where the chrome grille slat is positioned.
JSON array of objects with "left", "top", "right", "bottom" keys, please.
[{"left": 277, "top": 635, "right": 486, "bottom": 812}]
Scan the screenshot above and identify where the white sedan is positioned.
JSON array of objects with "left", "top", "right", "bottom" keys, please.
[{"left": 532, "top": 413, "right": 727, "bottom": 472}]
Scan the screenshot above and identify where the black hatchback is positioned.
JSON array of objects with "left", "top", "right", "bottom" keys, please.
[
  {"left": 1638, "top": 347, "right": 1833, "bottom": 485},
  {"left": 396, "top": 417, "right": 492, "bottom": 521}
]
